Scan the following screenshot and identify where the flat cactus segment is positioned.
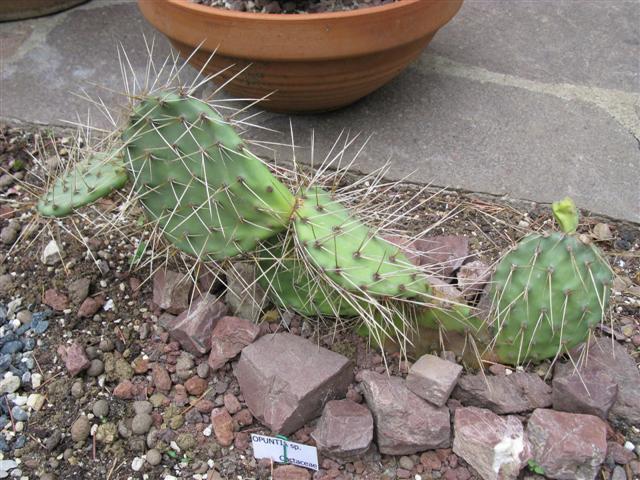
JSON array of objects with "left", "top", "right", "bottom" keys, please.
[
  {"left": 122, "top": 92, "right": 295, "bottom": 260},
  {"left": 490, "top": 232, "right": 613, "bottom": 364},
  {"left": 293, "top": 187, "right": 430, "bottom": 298},
  {"left": 37, "top": 151, "right": 128, "bottom": 217},
  {"left": 257, "top": 239, "right": 359, "bottom": 317}
]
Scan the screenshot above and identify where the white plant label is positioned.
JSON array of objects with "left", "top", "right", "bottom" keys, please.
[{"left": 250, "top": 434, "right": 319, "bottom": 471}]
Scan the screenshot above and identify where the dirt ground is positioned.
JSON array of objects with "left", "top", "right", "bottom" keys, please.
[{"left": 0, "top": 123, "right": 638, "bottom": 479}]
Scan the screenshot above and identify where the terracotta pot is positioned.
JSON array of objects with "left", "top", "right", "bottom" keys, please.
[
  {"left": 0, "top": 0, "right": 90, "bottom": 21},
  {"left": 137, "top": 0, "right": 463, "bottom": 113}
]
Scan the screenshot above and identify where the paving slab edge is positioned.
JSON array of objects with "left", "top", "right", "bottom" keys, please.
[{"left": 3, "top": 118, "right": 637, "bottom": 227}]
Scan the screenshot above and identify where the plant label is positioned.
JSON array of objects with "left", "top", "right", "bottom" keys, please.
[{"left": 250, "top": 434, "right": 319, "bottom": 471}]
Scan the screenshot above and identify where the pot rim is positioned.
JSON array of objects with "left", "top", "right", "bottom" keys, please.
[
  {"left": 163, "top": 0, "right": 423, "bottom": 22},
  {"left": 139, "top": 0, "right": 463, "bottom": 61}
]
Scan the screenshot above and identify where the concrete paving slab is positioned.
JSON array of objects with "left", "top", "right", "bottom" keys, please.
[
  {"left": 253, "top": 67, "right": 639, "bottom": 222},
  {"left": 0, "top": 0, "right": 638, "bottom": 221},
  {"left": 429, "top": 0, "right": 640, "bottom": 92}
]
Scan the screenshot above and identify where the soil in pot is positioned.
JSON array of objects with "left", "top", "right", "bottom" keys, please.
[{"left": 196, "top": 0, "right": 397, "bottom": 14}]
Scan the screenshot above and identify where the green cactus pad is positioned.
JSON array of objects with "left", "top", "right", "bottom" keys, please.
[
  {"left": 122, "top": 92, "right": 295, "bottom": 260},
  {"left": 490, "top": 232, "right": 613, "bottom": 364},
  {"left": 37, "top": 151, "right": 128, "bottom": 217},
  {"left": 293, "top": 187, "right": 430, "bottom": 298},
  {"left": 257, "top": 238, "right": 359, "bottom": 317}
]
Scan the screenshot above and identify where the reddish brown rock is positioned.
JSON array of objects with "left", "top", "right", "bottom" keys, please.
[
  {"left": 211, "top": 408, "right": 234, "bottom": 447},
  {"left": 311, "top": 399, "right": 373, "bottom": 459},
  {"left": 195, "top": 399, "right": 215, "bottom": 414},
  {"left": 77, "top": 295, "right": 104, "bottom": 318},
  {"left": 57, "top": 343, "right": 90, "bottom": 376},
  {"left": 527, "top": 409, "right": 607, "bottom": 480},
  {"left": 233, "top": 408, "right": 253, "bottom": 427},
  {"left": 607, "top": 442, "right": 636, "bottom": 465},
  {"left": 152, "top": 365, "right": 172, "bottom": 393},
  {"left": 556, "top": 337, "right": 640, "bottom": 426},
  {"left": 184, "top": 376, "right": 208, "bottom": 396},
  {"left": 453, "top": 407, "right": 531, "bottom": 480},
  {"left": 234, "top": 333, "right": 353, "bottom": 435},
  {"left": 113, "top": 380, "right": 137, "bottom": 399},
  {"left": 359, "top": 370, "right": 450, "bottom": 455},
  {"left": 452, "top": 372, "right": 551, "bottom": 414},
  {"left": 552, "top": 369, "right": 617, "bottom": 419},
  {"left": 273, "top": 465, "right": 311, "bottom": 480},
  {"left": 413, "top": 235, "right": 469, "bottom": 278},
  {"left": 457, "top": 260, "right": 490, "bottom": 299},
  {"left": 223, "top": 393, "right": 242, "bottom": 414},
  {"left": 159, "top": 293, "right": 228, "bottom": 355},
  {"left": 406, "top": 354, "right": 462, "bottom": 407},
  {"left": 420, "top": 451, "right": 442, "bottom": 470},
  {"left": 208, "top": 316, "right": 260, "bottom": 371},
  {"left": 44, "top": 289, "right": 69, "bottom": 311},
  {"left": 153, "top": 269, "right": 191, "bottom": 314},
  {"left": 132, "top": 357, "right": 150, "bottom": 374}
]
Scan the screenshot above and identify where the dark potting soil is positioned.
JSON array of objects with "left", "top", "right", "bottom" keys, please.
[{"left": 194, "top": 0, "right": 397, "bottom": 14}]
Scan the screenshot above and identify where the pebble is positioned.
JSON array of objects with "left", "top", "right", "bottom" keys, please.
[
  {"left": 399, "top": 456, "right": 415, "bottom": 470},
  {"left": 70, "top": 415, "right": 91, "bottom": 442},
  {"left": 146, "top": 448, "right": 162, "bottom": 466},
  {"left": 0, "top": 375, "right": 20, "bottom": 394},
  {"left": 41, "top": 239, "right": 62, "bottom": 265},
  {"left": 133, "top": 400, "right": 153, "bottom": 415},
  {"left": 45, "top": 430, "right": 61, "bottom": 451},
  {"left": 196, "top": 362, "right": 210, "bottom": 379},
  {"left": 87, "top": 359, "right": 105, "bottom": 377},
  {"left": 15, "top": 310, "right": 31, "bottom": 325},
  {"left": 131, "top": 457, "right": 145, "bottom": 472},
  {"left": 99, "top": 338, "right": 115, "bottom": 352},
  {"left": 92, "top": 399, "right": 110, "bottom": 418},
  {"left": 132, "top": 413, "right": 153, "bottom": 434},
  {"left": 70, "top": 380, "right": 84, "bottom": 398},
  {"left": 31, "top": 373, "right": 42, "bottom": 388},
  {"left": 26, "top": 393, "right": 45, "bottom": 411}
]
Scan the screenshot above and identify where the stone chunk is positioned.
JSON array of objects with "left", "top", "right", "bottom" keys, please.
[
  {"left": 457, "top": 260, "right": 491, "bottom": 299},
  {"left": 67, "top": 277, "right": 91, "bottom": 305},
  {"left": 311, "top": 399, "right": 373, "bottom": 459},
  {"left": 406, "top": 354, "right": 462, "bottom": 406},
  {"left": 413, "top": 235, "right": 469, "bottom": 277},
  {"left": 234, "top": 333, "right": 353, "bottom": 435},
  {"left": 552, "top": 369, "right": 617, "bottom": 419},
  {"left": 159, "top": 294, "right": 228, "bottom": 355},
  {"left": 359, "top": 370, "right": 450, "bottom": 455},
  {"left": 57, "top": 343, "right": 90, "bottom": 376},
  {"left": 556, "top": 337, "right": 640, "bottom": 426},
  {"left": 527, "top": 409, "right": 607, "bottom": 480},
  {"left": 273, "top": 465, "right": 311, "bottom": 480},
  {"left": 452, "top": 372, "right": 551, "bottom": 414},
  {"left": 44, "top": 288, "right": 69, "bottom": 311},
  {"left": 453, "top": 407, "right": 531, "bottom": 480},
  {"left": 208, "top": 316, "right": 260, "bottom": 371},
  {"left": 211, "top": 408, "right": 234, "bottom": 447},
  {"left": 153, "top": 269, "right": 191, "bottom": 314},
  {"left": 41, "top": 239, "right": 62, "bottom": 265},
  {"left": 224, "top": 263, "right": 267, "bottom": 322}
]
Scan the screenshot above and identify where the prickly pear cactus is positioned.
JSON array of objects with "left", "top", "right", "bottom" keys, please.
[
  {"left": 490, "top": 198, "right": 613, "bottom": 364},
  {"left": 257, "top": 238, "right": 359, "bottom": 317},
  {"left": 38, "top": 150, "right": 128, "bottom": 217},
  {"left": 293, "top": 187, "right": 430, "bottom": 298},
  {"left": 122, "top": 91, "right": 295, "bottom": 260}
]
